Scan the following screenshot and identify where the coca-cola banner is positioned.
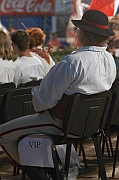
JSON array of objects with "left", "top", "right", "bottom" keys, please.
[{"left": 0, "top": 0, "right": 54, "bottom": 15}]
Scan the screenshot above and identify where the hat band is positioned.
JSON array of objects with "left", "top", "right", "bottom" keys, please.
[{"left": 82, "top": 18, "right": 108, "bottom": 29}]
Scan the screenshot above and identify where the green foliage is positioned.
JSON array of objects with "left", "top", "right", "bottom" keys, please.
[
  {"left": 50, "top": 47, "right": 75, "bottom": 63},
  {"left": 12, "top": 52, "right": 18, "bottom": 61}
]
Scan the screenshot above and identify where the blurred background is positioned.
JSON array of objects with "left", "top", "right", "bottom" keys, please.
[{"left": 0, "top": 0, "right": 119, "bottom": 63}]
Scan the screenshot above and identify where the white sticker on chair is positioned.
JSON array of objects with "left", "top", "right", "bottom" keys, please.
[{"left": 18, "top": 137, "right": 54, "bottom": 167}]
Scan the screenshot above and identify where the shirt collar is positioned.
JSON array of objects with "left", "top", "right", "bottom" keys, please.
[{"left": 78, "top": 46, "right": 107, "bottom": 52}]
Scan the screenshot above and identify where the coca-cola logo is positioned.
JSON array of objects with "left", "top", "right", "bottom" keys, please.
[{"left": 0, "top": 0, "right": 54, "bottom": 14}]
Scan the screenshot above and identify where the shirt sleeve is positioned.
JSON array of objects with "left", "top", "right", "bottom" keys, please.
[
  {"left": 13, "top": 64, "right": 22, "bottom": 87},
  {"left": 32, "top": 59, "right": 75, "bottom": 112}
]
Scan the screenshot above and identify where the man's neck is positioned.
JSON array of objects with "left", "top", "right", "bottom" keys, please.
[
  {"left": 18, "top": 49, "right": 32, "bottom": 57},
  {"left": 83, "top": 42, "right": 105, "bottom": 47}
]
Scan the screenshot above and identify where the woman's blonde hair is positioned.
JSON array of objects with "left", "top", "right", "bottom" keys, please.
[
  {"left": 26, "top": 27, "right": 46, "bottom": 49},
  {"left": 0, "top": 31, "right": 13, "bottom": 60}
]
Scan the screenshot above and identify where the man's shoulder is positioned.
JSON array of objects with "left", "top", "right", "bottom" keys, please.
[
  {"left": 14, "top": 56, "right": 39, "bottom": 63},
  {"left": 14, "top": 57, "right": 22, "bottom": 63}
]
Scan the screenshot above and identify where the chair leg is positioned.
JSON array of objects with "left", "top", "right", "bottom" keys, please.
[
  {"left": 102, "top": 134, "right": 114, "bottom": 158},
  {"left": 80, "top": 143, "right": 88, "bottom": 168},
  {"left": 17, "top": 167, "right": 20, "bottom": 175},
  {"left": 93, "top": 134, "right": 107, "bottom": 180},
  {"left": 64, "top": 144, "right": 71, "bottom": 180},
  {"left": 52, "top": 146, "right": 61, "bottom": 180},
  {"left": 21, "top": 166, "right": 26, "bottom": 180},
  {"left": 73, "top": 143, "right": 78, "bottom": 152},
  {"left": 105, "top": 137, "right": 111, "bottom": 157},
  {"left": 112, "top": 132, "right": 119, "bottom": 178},
  {"left": 13, "top": 165, "right": 16, "bottom": 176},
  {"left": 75, "top": 143, "right": 88, "bottom": 168},
  {"left": 101, "top": 134, "right": 106, "bottom": 157},
  {"left": 107, "top": 135, "right": 114, "bottom": 157},
  {"left": 79, "top": 143, "right": 82, "bottom": 156},
  {"left": 101, "top": 133, "right": 111, "bottom": 157},
  {"left": 13, "top": 165, "right": 20, "bottom": 176}
]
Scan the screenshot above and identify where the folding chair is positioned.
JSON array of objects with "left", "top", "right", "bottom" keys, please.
[
  {"left": 18, "top": 79, "right": 42, "bottom": 87},
  {"left": 0, "top": 86, "right": 38, "bottom": 176},
  {"left": 79, "top": 69, "right": 119, "bottom": 169},
  {"left": 0, "top": 82, "right": 15, "bottom": 108},
  {"left": 0, "top": 86, "right": 36, "bottom": 124},
  {"left": 101, "top": 87, "right": 119, "bottom": 178},
  {"left": 18, "top": 90, "right": 112, "bottom": 180}
]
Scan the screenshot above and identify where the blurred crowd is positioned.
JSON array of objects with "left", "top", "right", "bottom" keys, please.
[
  {"left": 0, "top": 13, "right": 119, "bottom": 87},
  {"left": 0, "top": 26, "right": 55, "bottom": 87}
]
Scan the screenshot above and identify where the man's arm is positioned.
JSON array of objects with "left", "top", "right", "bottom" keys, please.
[{"left": 32, "top": 59, "right": 74, "bottom": 112}]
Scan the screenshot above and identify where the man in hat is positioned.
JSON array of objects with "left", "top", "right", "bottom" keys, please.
[{"left": 0, "top": 10, "right": 117, "bottom": 180}]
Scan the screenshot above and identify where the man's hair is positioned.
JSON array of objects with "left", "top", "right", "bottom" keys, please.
[
  {"left": 80, "top": 29, "right": 109, "bottom": 44},
  {"left": 11, "top": 29, "right": 30, "bottom": 51},
  {"left": 0, "top": 30, "right": 13, "bottom": 60}
]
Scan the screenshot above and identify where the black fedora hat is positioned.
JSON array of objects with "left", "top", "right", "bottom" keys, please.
[{"left": 72, "top": 9, "right": 114, "bottom": 36}]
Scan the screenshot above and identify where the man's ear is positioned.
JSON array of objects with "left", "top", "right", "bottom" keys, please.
[
  {"left": 28, "top": 41, "right": 30, "bottom": 48},
  {"left": 12, "top": 42, "right": 18, "bottom": 51}
]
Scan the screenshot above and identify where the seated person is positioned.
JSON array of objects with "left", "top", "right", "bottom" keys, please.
[
  {"left": 0, "top": 10, "right": 117, "bottom": 180},
  {"left": 11, "top": 29, "right": 45, "bottom": 87},
  {"left": 0, "top": 30, "right": 16, "bottom": 84},
  {"left": 26, "top": 27, "right": 55, "bottom": 74}
]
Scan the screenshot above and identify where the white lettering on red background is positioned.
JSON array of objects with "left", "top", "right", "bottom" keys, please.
[{"left": 0, "top": 0, "right": 53, "bottom": 14}]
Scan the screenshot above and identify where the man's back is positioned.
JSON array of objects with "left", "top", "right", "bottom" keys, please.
[
  {"left": 11, "top": 29, "right": 46, "bottom": 87},
  {"left": 14, "top": 55, "right": 45, "bottom": 86},
  {"left": 32, "top": 45, "right": 116, "bottom": 112}
]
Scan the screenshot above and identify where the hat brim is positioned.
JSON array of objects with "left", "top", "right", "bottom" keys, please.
[{"left": 72, "top": 20, "right": 114, "bottom": 36}]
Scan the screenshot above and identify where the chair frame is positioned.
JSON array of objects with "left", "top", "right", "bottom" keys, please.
[
  {"left": 18, "top": 79, "right": 42, "bottom": 87},
  {"left": 0, "top": 87, "right": 36, "bottom": 124},
  {"left": 0, "top": 82, "right": 15, "bottom": 112},
  {"left": 19, "top": 90, "right": 112, "bottom": 180},
  {"left": 101, "top": 87, "right": 119, "bottom": 178}
]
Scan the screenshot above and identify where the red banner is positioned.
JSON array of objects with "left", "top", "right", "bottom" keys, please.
[
  {"left": 0, "top": 0, "right": 54, "bottom": 16},
  {"left": 88, "top": 0, "right": 119, "bottom": 16}
]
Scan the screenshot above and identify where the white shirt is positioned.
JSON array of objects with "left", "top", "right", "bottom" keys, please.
[
  {"left": 14, "top": 55, "right": 45, "bottom": 87},
  {"left": 32, "top": 46, "right": 116, "bottom": 112},
  {"left": 30, "top": 48, "right": 55, "bottom": 74},
  {"left": 0, "top": 58, "right": 16, "bottom": 84}
]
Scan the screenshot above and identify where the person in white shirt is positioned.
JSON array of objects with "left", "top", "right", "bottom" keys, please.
[
  {"left": 26, "top": 27, "right": 55, "bottom": 75},
  {"left": 0, "top": 30, "right": 16, "bottom": 84},
  {"left": 0, "top": 10, "right": 117, "bottom": 180},
  {"left": 11, "top": 29, "right": 45, "bottom": 87}
]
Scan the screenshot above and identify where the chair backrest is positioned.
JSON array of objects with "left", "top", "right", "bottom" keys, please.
[
  {"left": 18, "top": 79, "right": 42, "bottom": 87},
  {"left": 106, "top": 87, "right": 119, "bottom": 127},
  {"left": 62, "top": 90, "right": 112, "bottom": 138},
  {"left": 0, "top": 82, "right": 16, "bottom": 106},
  {"left": 0, "top": 87, "right": 36, "bottom": 124}
]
